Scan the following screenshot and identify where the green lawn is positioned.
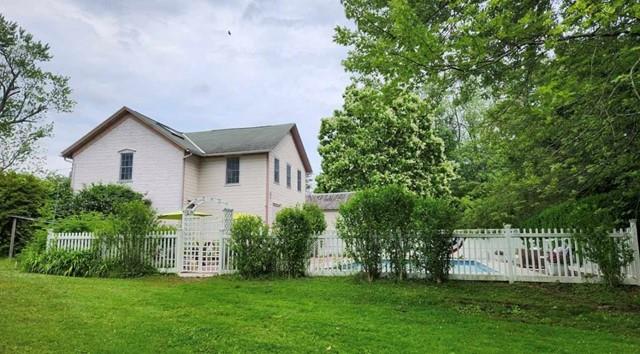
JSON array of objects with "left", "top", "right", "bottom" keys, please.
[{"left": 1, "top": 259, "right": 640, "bottom": 353}]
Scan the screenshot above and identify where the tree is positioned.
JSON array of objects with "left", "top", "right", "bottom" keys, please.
[
  {"left": 0, "top": 15, "right": 74, "bottom": 171},
  {"left": 316, "top": 84, "right": 454, "bottom": 196},
  {"left": 335, "top": 0, "right": 640, "bottom": 226},
  {"left": 73, "top": 183, "right": 150, "bottom": 216},
  {"left": 0, "top": 171, "right": 49, "bottom": 254},
  {"left": 41, "top": 174, "right": 75, "bottom": 220}
]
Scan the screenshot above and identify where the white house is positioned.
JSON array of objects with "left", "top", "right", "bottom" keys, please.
[{"left": 61, "top": 106, "right": 312, "bottom": 223}]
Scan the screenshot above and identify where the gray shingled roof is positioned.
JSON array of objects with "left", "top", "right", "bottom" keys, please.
[
  {"left": 126, "top": 108, "right": 203, "bottom": 153},
  {"left": 306, "top": 192, "right": 355, "bottom": 210},
  {"left": 185, "top": 124, "right": 294, "bottom": 155},
  {"left": 129, "top": 108, "right": 294, "bottom": 156}
]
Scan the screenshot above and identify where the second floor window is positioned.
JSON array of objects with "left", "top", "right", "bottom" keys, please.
[
  {"left": 119, "top": 152, "right": 133, "bottom": 181},
  {"left": 226, "top": 157, "right": 240, "bottom": 184},
  {"left": 297, "top": 170, "right": 302, "bottom": 192},
  {"left": 286, "top": 164, "right": 291, "bottom": 188},
  {"left": 274, "top": 158, "right": 280, "bottom": 183}
]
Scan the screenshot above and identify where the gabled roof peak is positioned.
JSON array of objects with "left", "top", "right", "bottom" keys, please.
[{"left": 61, "top": 106, "right": 312, "bottom": 172}]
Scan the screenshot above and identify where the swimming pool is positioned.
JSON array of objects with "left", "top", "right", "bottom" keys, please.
[
  {"left": 451, "top": 259, "right": 496, "bottom": 274},
  {"left": 323, "top": 259, "right": 497, "bottom": 274}
]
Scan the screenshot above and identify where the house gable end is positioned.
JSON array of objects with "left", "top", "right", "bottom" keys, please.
[{"left": 62, "top": 107, "right": 188, "bottom": 158}]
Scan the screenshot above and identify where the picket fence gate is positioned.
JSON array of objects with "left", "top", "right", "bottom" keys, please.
[{"left": 48, "top": 220, "right": 640, "bottom": 285}]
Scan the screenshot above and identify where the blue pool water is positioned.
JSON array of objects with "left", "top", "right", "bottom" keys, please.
[
  {"left": 338, "top": 259, "right": 497, "bottom": 274},
  {"left": 451, "top": 259, "right": 496, "bottom": 274}
]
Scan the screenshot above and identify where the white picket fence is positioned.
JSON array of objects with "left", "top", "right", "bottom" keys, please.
[
  {"left": 47, "top": 220, "right": 640, "bottom": 285},
  {"left": 307, "top": 222, "right": 640, "bottom": 285},
  {"left": 47, "top": 231, "right": 179, "bottom": 273}
]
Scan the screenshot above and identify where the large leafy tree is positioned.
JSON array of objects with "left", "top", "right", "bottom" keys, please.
[
  {"left": 336, "top": 0, "right": 640, "bottom": 225},
  {"left": 0, "top": 15, "right": 74, "bottom": 171},
  {"left": 0, "top": 171, "right": 49, "bottom": 254},
  {"left": 316, "top": 84, "right": 454, "bottom": 196}
]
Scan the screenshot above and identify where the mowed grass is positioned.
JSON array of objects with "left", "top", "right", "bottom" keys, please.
[{"left": 1, "top": 259, "right": 640, "bottom": 353}]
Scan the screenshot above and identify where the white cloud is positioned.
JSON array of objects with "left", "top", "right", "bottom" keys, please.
[{"left": 1, "top": 0, "right": 351, "bottom": 175}]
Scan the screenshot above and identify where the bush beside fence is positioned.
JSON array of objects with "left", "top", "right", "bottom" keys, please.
[
  {"left": 45, "top": 220, "right": 640, "bottom": 285},
  {"left": 47, "top": 231, "right": 178, "bottom": 273}
]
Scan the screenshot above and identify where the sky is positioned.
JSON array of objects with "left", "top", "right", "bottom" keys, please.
[{"left": 1, "top": 0, "right": 352, "bottom": 175}]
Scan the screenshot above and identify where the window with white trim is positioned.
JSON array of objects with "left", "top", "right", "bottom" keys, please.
[
  {"left": 226, "top": 157, "right": 240, "bottom": 184},
  {"left": 119, "top": 152, "right": 134, "bottom": 181},
  {"left": 297, "top": 170, "right": 302, "bottom": 192},
  {"left": 274, "top": 158, "right": 280, "bottom": 183},
  {"left": 286, "top": 163, "right": 291, "bottom": 188}
]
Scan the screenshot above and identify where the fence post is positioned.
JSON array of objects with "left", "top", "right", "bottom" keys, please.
[
  {"left": 8, "top": 217, "right": 17, "bottom": 258},
  {"left": 218, "top": 234, "right": 227, "bottom": 274},
  {"left": 46, "top": 230, "right": 53, "bottom": 251},
  {"left": 629, "top": 220, "right": 640, "bottom": 284},
  {"left": 176, "top": 229, "right": 183, "bottom": 274},
  {"left": 504, "top": 224, "right": 514, "bottom": 284}
]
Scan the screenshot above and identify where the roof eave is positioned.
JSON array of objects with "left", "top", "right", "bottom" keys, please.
[
  {"left": 200, "top": 149, "right": 271, "bottom": 157},
  {"left": 289, "top": 125, "right": 312, "bottom": 173},
  {"left": 61, "top": 106, "right": 131, "bottom": 158},
  {"left": 60, "top": 106, "right": 188, "bottom": 158}
]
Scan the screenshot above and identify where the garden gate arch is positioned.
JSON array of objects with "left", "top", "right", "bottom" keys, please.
[{"left": 179, "top": 197, "right": 233, "bottom": 275}]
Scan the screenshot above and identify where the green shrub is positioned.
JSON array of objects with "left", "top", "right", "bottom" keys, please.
[
  {"left": 18, "top": 229, "right": 49, "bottom": 271},
  {"left": 0, "top": 171, "right": 49, "bottom": 255},
  {"left": 40, "top": 174, "right": 75, "bottom": 220},
  {"left": 29, "top": 249, "right": 101, "bottom": 277},
  {"left": 526, "top": 199, "right": 634, "bottom": 287},
  {"left": 73, "top": 183, "right": 149, "bottom": 215},
  {"left": 302, "top": 203, "right": 327, "bottom": 235},
  {"left": 230, "top": 215, "right": 275, "bottom": 278},
  {"left": 338, "top": 191, "right": 382, "bottom": 282},
  {"left": 155, "top": 224, "right": 177, "bottom": 233},
  {"left": 19, "top": 230, "right": 106, "bottom": 277},
  {"left": 51, "top": 212, "right": 110, "bottom": 233},
  {"left": 337, "top": 185, "right": 415, "bottom": 281},
  {"left": 523, "top": 195, "right": 617, "bottom": 229},
  {"left": 98, "top": 200, "right": 159, "bottom": 277},
  {"left": 273, "top": 207, "right": 314, "bottom": 277},
  {"left": 20, "top": 200, "right": 161, "bottom": 278},
  {"left": 574, "top": 225, "right": 634, "bottom": 287},
  {"left": 412, "top": 197, "right": 460, "bottom": 283}
]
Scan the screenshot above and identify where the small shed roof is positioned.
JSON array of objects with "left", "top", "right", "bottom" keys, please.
[{"left": 306, "top": 192, "right": 355, "bottom": 211}]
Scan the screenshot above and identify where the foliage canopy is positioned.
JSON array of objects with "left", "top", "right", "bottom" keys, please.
[
  {"left": 334, "top": 0, "right": 640, "bottom": 226},
  {"left": 316, "top": 85, "right": 454, "bottom": 196},
  {"left": 0, "top": 15, "right": 74, "bottom": 171}
]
